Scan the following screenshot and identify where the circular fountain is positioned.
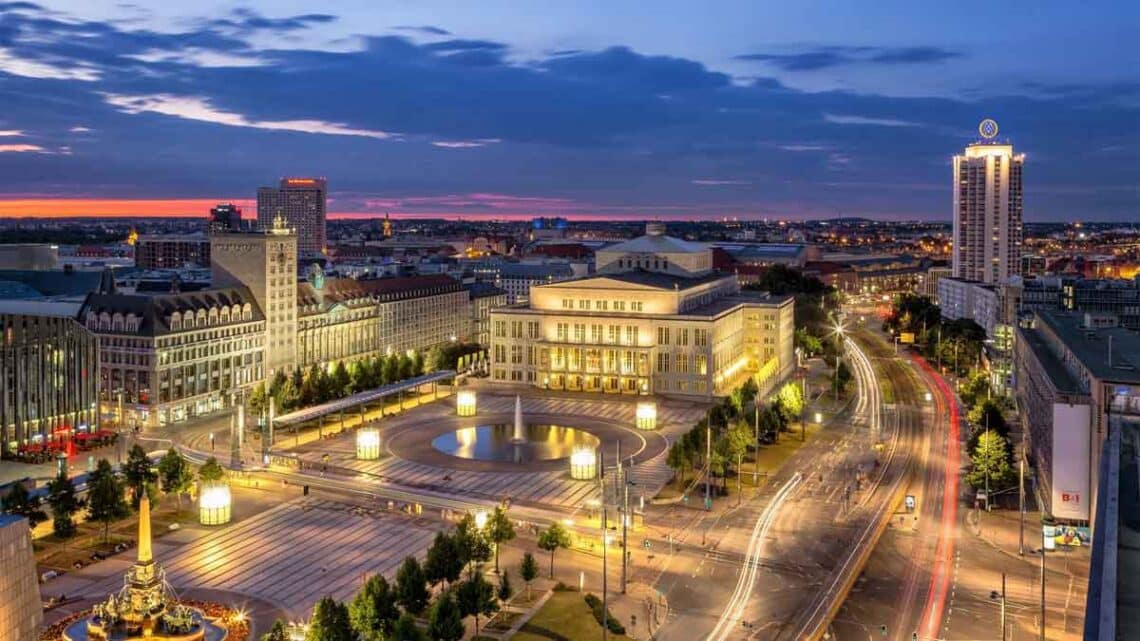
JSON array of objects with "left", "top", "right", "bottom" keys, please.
[{"left": 431, "top": 395, "right": 599, "bottom": 463}]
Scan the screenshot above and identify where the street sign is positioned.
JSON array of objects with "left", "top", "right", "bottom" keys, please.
[{"left": 900, "top": 332, "right": 915, "bottom": 344}]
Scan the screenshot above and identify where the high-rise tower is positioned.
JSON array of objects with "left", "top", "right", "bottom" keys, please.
[
  {"left": 952, "top": 119, "right": 1024, "bottom": 284},
  {"left": 256, "top": 177, "right": 327, "bottom": 258},
  {"left": 210, "top": 218, "right": 298, "bottom": 376}
]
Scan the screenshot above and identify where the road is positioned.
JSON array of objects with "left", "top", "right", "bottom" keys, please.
[{"left": 648, "top": 324, "right": 922, "bottom": 641}]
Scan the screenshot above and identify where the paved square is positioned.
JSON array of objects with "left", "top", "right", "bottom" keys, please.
[{"left": 82, "top": 497, "right": 440, "bottom": 618}]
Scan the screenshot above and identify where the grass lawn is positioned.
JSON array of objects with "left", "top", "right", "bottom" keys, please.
[
  {"left": 512, "top": 591, "right": 632, "bottom": 641},
  {"left": 654, "top": 419, "right": 824, "bottom": 501}
]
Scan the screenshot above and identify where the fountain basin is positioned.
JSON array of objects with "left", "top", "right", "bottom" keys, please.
[{"left": 432, "top": 423, "right": 599, "bottom": 463}]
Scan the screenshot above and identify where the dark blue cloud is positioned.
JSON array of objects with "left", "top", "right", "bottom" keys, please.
[
  {"left": 394, "top": 25, "right": 451, "bottom": 36},
  {"left": 737, "top": 45, "right": 960, "bottom": 71},
  {"left": 204, "top": 8, "right": 336, "bottom": 33},
  {"left": 0, "top": 4, "right": 1134, "bottom": 221}
]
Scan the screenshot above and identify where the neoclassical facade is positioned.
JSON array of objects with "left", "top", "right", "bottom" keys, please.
[
  {"left": 297, "top": 273, "right": 475, "bottom": 369},
  {"left": 81, "top": 276, "right": 265, "bottom": 428},
  {"left": 489, "top": 224, "right": 794, "bottom": 399}
]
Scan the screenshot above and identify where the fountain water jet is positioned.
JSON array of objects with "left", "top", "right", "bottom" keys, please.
[{"left": 512, "top": 395, "right": 526, "bottom": 443}]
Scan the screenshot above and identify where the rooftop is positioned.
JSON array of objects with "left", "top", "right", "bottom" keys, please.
[
  {"left": 599, "top": 232, "right": 707, "bottom": 255},
  {"left": 0, "top": 299, "right": 83, "bottom": 318},
  {"left": 1035, "top": 310, "right": 1140, "bottom": 385},
  {"left": 1017, "top": 321, "right": 1084, "bottom": 395},
  {"left": 81, "top": 286, "right": 264, "bottom": 336},
  {"left": 497, "top": 262, "right": 575, "bottom": 279},
  {"left": 598, "top": 269, "right": 730, "bottom": 291},
  {"left": 0, "top": 269, "right": 104, "bottom": 297}
]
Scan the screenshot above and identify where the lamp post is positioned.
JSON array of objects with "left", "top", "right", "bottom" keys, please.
[{"left": 1040, "top": 515, "right": 1055, "bottom": 641}]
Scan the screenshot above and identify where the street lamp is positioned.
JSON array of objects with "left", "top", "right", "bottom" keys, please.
[
  {"left": 474, "top": 509, "right": 488, "bottom": 530},
  {"left": 830, "top": 319, "right": 847, "bottom": 402}
]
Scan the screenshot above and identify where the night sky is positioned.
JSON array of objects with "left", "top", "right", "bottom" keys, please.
[{"left": 0, "top": 1, "right": 1136, "bottom": 221}]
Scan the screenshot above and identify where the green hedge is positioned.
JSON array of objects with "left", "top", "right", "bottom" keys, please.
[{"left": 583, "top": 593, "right": 625, "bottom": 635}]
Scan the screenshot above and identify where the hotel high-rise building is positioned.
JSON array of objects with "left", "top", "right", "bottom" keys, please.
[
  {"left": 952, "top": 120, "right": 1024, "bottom": 285},
  {"left": 257, "top": 177, "right": 327, "bottom": 258}
]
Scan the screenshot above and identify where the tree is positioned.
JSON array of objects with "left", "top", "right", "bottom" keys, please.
[
  {"left": 455, "top": 513, "right": 492, "bottom": 574},
  {"left": 306, "top": 596, "right": 353, "bottom": 641},
  {"left": 832, "top": 360, "right": 852, "bottom": 395},
  {"left": 276, "top": 377, "right": 300, "bottom": 412},
  {"left": 268, "top": 370, "right": 287, "bottom": 401},
  {"left": 411, "top": 351, "right": 425, "bottom": 377},
  {"left": 759, "top": 405, "right": 783, "bottom": 441},
  {"left": 537, "top": 522, "right": 571, "bottom": 578},
  {"left": 332, "top": 361, "right": 352, "bottom": 399},
  {"left": 122, "top": 444, "right": 157, "bottom": 508},
  {"left": 198, "top": 456, "right": 226, "bottom": 483},
  {"left": 456, "top": 572, "right": 499, "bottom": 637},
  {"left": 486, "top": 506, "right": 515, "bottom": 573},
  {"left": 965, "top": 431, "right": 1016, "bottom": 493},
  {"left": 394, "top": 556, "right": 430, "bottom": 614},
  {"left": 426, "top": 590, "right": 464, "bottom": 641},
  {"left": 350, "top": 361, "right": 372, "bottom": 394},
  {"left": 776, "top": 382, "right": 804, "bottom": 422},
  {"left": 260, "top": 619, "right": 290, "bottom": 641},
  {"left": 248, "top": 382, "right": 269, "bottom": 422},
  {"left": 795, "top": 327, "right": 823, "bottom": 357},
  {"left": 2, "top": 482, "right": 47, "bottom": 530},
  {"left": 382, "top": 356, "right": 400, "bottom": 385},
  {"left": 519, "top": 552, "right": 539, "bottom": 600},
  {"left": 349, "top": 574, "right": 400, "bottom": 641},
  {"left": 667, "top": 441, "right": 691, "bottom": 488},
  {"left": 87, "top": 459, "right": 128, "bottom": 544},
  {"left": 424, "top": 532, "right": 463, "bottom": 588},
  {"left": 46, "top": 472, "right": 79, "bottom": 538},
  {"left": 157, "top": 448, "right": 193, "bottom": 513},
  {"left": 392, "top": 612, "right": 426, "bottom": 641},
  {"left": 398, "top": 354, "right": 415, "bottom": 380},
  {"left": 497, "top": 570, "right": 513, "bottom": 602}
]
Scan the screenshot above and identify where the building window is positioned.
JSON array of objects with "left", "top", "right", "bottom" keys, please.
[
  {"left": 656, "top": 352, "right": 669, "bottom": 373},
  {"left": 657, "top": 327, "right": 670, "bottom": 345}
]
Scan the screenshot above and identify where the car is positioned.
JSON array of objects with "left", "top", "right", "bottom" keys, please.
[{"left": 40, "top": 571, "right": 59, "bottom": 583}]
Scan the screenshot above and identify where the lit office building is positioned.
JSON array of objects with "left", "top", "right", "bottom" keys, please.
[
  {"left": 134, "top": 233, "right": 211, "bottom": 269},
  {"left": 1014, "top": 310, "right": 1140, "bottom": 526},
  {"left": 952, "top": 119, "right": 1024, "bottom": 285},
  {"left": 297, "top": 273, "right": 477, "bottom": 369},
  {"left": 489, "top": 223, "right": 794, "bottom": 399},
  {"left": 0, "top": 301, "right": 99, "bottom": 457},
  {"left": 256, "top": 177, "right": 327, "bottom": 257},
  {"left": 208, "top": 202, "right": 243, "bottom": 232},
  {"left": 80, "top": 273, "right": 265, "bottom": 428}
]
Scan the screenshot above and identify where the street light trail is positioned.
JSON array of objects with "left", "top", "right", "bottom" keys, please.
[
  {"left": 913, "top": 355, "right": 960, "bottom": 640},
  {"left": 705, "top": 473, "right": 803, "bottom": 641}
]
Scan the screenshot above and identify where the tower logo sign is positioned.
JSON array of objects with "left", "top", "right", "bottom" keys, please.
[{"left": 978, "top": 118, "right": 999, "bottom": 140}]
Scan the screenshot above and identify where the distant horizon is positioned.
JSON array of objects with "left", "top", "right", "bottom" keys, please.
[{"left": 0, "top": 198, "right": 1121, "bottom": 225}]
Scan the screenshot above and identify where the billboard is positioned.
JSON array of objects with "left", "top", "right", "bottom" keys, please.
[
  {"left": 900, "top": 332, "right": 915, "bottom": 344},
  {"left": 1051, "top": 403, "right": 1091, "bottom": 521}
]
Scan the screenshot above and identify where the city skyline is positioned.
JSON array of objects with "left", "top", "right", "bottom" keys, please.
[{"left": 0, "top": 2, "right": 1136, "bottom": 222}]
